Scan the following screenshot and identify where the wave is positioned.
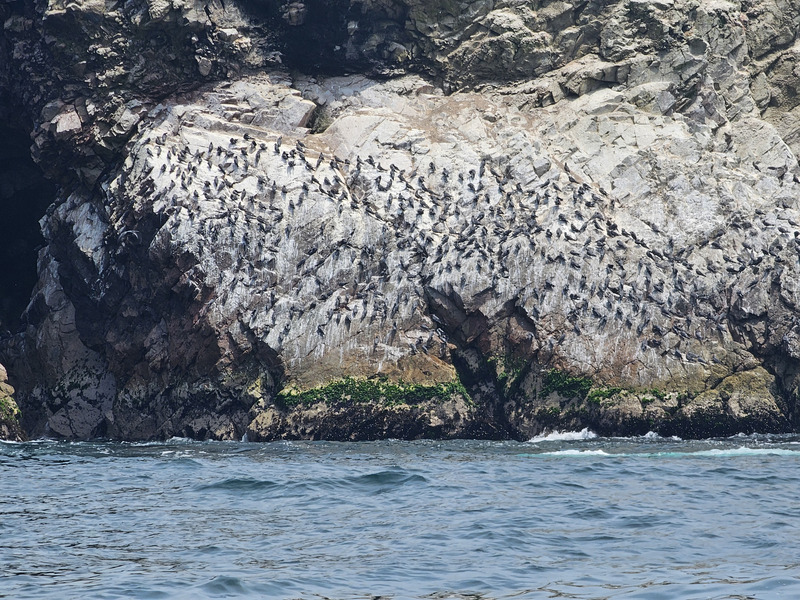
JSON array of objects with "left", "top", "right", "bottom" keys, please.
[
  {"left": 197, "top": 575, "right": 249, "bottom": 596},
  {"left": 639, "top": 431, "right": 682, "bottom": 441},
  {"left": 688, "top": 447, "right": 800, "bottom": 457},
  {"left": 197, "top": 477, "right": 280, "bottom": 492},
  {"left": 528, "top": 428, "right": 598, "bottom": 442},
  {"left": 198, "top": 471, "right": 427, "bottom": 495},
  {"left": 165, "top": 436, "right": 197, "bottom": 444},
  {"left": 538, "top": 449, "right": 610, "bottom": 456},
  {"left": 347, "top": 470, "right": 427, "bottom": 487},
  {"left": 529, "top": 446, "right": 800, "bottom": 459}
]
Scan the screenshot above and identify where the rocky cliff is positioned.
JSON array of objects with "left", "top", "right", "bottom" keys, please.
[
  {"left": 0, "top": 363, "right": 24, "bottom": 441},
  {"left": 1, "top": 0, "right": 800, "bottom": 441}
]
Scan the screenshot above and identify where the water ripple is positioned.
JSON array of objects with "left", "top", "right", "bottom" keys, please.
[
  {"left": 2, "top": 436, "right": 800, "bottom": 599},
  {"left": 195, "top": 477, "right": 275, "bottom": 492}
]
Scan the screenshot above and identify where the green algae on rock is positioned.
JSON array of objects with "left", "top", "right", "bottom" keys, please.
[
  {"left": 0, "top": 363, "right": 24, "bottom": 441},
  {"left": 276, "top": 377, "right": 472, "bottom": 409},
  {"left": 503, "top": 366, "right": 792, "bottom": 440},
  {"left": 246, "top": 377, "right": 486, "bottom": 442}
]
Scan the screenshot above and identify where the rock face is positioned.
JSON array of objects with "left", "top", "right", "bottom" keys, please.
[
  {"left": 0, "top": 363, "right": 24, "bottom": 442},
  {"left": 1, "top": 0, "right": 800, "bottom": 440}
]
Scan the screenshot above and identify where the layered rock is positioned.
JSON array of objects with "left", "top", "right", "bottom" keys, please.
[{"left": 1, "top": 0, "right": 800, "bottom": 440}]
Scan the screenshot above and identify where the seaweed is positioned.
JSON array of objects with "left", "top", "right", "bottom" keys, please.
[{"left": 276, "top": 376, "right": 471, "bottom": 409}]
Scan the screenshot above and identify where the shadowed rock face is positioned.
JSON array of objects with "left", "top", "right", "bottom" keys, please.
[
  {"left": 0, "top": 126, "right": 55, "bottom": 332},
  {"left": 1, "top": 0, "right": 800, "bottom": 440}
]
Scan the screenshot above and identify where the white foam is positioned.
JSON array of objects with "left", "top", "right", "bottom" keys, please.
[
  {"left": 690, "top": 447, "right": 799, "bottom": 457},
  {"left": 123, "top": 437, "right": 196, "bottom": 447},
  {"left": 540, "top": 449, "right": 610, "bottom": 456},
  {"left": 528, "top": 428, "right": 598, "bottom": 442},
  {"left": 640, "top": 431, "right": 681, "bottom": 441}
]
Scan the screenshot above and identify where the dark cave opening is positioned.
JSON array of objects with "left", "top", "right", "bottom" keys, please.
[
  {"left": 279, "top": 0, "right": 359, "bottom": 73},
  {"left": 0, "top": 126, "right": 56, "bottom": 333},
  {"left": 241, "top": 0, "right": 403, "bottom": 75}
]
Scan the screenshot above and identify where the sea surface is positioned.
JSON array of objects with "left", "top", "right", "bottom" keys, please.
[{"left": 2, "top": 431, "right": 799, "bottom": 599}]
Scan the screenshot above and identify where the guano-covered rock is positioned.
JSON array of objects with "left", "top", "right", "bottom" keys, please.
[{"left": 1, "top": 0, "right": 800, "bottom": 440}]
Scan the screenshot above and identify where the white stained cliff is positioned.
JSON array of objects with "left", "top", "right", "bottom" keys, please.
[{"left": 1, "top": 0, "right": 800, "bottom": 439}]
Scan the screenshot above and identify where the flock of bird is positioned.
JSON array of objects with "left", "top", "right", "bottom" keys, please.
[{"left": 106, "top": 106, "right": 800, "bottom": 379}]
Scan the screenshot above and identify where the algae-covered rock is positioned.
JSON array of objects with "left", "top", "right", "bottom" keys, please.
[
  {"left": 0, "top": 363, "right": 24, "bottom": 441},
  {"left": 664, "top": 367, "right": 790, "bottom": 438},
  {"left": 504, "top": 367, "right": 791, "bottom": 440},
  {"left": 245, "top": 377, "right": 493, "bottom": 441}
]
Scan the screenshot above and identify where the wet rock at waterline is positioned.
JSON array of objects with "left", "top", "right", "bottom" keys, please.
[
  {"left": 1, "top": 0, "right": 800, "bottom": 440},
  {"left": 0, "top": 363, "right": 24, "bottom": 442}
]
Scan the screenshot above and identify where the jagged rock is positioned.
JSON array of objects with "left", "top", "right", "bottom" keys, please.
[
  {"left": 0, "top": 362, "right": 24, "bottom": 441},
  {"left": 2, "top": 0, "right": 800, "bottom": 440},
  {"left": 245, "top": 391, "right": 484, "bottom": 441}
]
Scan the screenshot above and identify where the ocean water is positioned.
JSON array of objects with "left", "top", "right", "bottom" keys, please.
[{"left": 2, "top": 432, "right": 800, "bottom": 599}]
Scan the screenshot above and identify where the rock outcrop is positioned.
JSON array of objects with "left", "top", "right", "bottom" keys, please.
[
  {"left": 1, "top": 0, "right": 800, "bottom": 440},
  {"left": 0, "top": 363, "right": 24, "bottom": 442}
]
